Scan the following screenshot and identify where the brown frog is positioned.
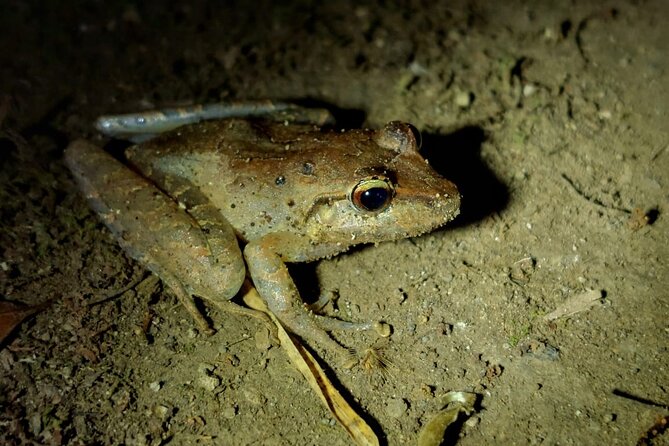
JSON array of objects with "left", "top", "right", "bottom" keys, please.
[{"left": 64, "top": 103, "right": 460, "bottom": 359}]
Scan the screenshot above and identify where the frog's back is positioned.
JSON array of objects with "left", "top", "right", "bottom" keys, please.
[
  {"left": 125, "top": 118, "right": 460, "bottom": 251},
  {"left": 124, "top": 119, "right": 361, "bottom": 242}
]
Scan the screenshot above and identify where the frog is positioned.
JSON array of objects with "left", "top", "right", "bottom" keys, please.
[{"left": 64, "top": 102, "right": 461, "bottom": 360}]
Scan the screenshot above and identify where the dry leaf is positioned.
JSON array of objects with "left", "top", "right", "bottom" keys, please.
[
  {"left": 544, "top": 289, "right": 604, "bottom": 321},
  {"left": 242, "top": 285, "right": 379, "bottom": 446},
  {"left": 0, "top": 299, "right": 50, "bottom": 346},
  {"left": 417, "top": 391, "right": 477, "bottom": 446}
]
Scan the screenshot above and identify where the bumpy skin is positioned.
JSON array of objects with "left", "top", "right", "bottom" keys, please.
[{"left": 65, "top": 118, "right": 460, "bottom": 357}]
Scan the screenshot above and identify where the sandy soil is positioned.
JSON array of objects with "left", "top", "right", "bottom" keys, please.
[{"left": 1, "top": 0, "right": 667, "bottom": 445}]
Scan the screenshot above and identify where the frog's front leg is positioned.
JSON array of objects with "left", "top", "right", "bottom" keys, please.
[
  {"left": 245, "top": 233, "right": 385, "bottom": 359},
  {"left": 65, "top": 140, "right": 266, "bottom": 334}
]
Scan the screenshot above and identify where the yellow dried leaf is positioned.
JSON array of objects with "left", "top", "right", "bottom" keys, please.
[
  {"left": 0, "top": 300, "right": 49, "bottom": 347},
  {"left": 243, "top": 286, "right": 379, "bottom": 446},
  {"left": 417, "top": 391, "right": 477, "bottom": 446}
]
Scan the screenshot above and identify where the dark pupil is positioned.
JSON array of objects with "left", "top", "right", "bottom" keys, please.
[{"left": 360, "top": 187, "right": 388, "bottom": 211}]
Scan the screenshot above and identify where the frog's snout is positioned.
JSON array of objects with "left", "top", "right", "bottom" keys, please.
[{"left": 393, "top": 174, "right": 461, "bottom": 227}]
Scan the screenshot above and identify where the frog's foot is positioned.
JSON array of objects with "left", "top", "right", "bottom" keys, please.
[
  {"left": 304, "top": 293, "right": 332, "bottom": 313},
  {"left": 275, "top": 311, "right": 353, "bottom": 361},
  {"left": 305, "top": 293, "right": 391, "bottom": 337},
  {"left": 263, "top": 304, "right": 390, "bottom": 363},
  {"left": 208, "top": 299, "right": 280, "bottom": 345},
  {"left": 164, "top": 278, "right": 215, "bottom": 336},
  {"left": 163, "top": 276, "right": 278, "bottom": 342},
  {"left": 308, "top": 313, "right": 392, "bottom": 338}
]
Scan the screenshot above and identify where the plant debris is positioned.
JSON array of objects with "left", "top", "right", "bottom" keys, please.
[
  {"left": 417, "top": 391, "right": 478, "bottom": 446},
  {"left": 243, "top": 285, "right": 379, "bottom": 446},
  {"left": 0, "top": 299, "right": 50, "bottom": 347},
  {"left": 544, "top": 289, "right": 604, "bottom": 321}
]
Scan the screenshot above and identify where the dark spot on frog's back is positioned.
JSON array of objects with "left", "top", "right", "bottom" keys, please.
[{"left": 301, "top": 162, "right": 315, "bottom": 175}]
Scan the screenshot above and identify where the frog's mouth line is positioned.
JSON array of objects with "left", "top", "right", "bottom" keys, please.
[{"left": 301, "top": 191, "right": 349, "bottom": 224}]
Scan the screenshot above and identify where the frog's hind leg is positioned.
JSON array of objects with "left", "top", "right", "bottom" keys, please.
[
  {"left": 95, "top": 100, "right": 335, "bottom": 142},
  {"left": 65, "top": 139, "right": 271, "bottom": 335},
  {"left": 161, "top": 272, "right": 276, "bottom": 339},
  {"left": 177, "top": 197, "right": 278, "bottom": 338}
]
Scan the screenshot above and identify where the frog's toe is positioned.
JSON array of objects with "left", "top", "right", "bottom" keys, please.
[
  {"left": 310, "top": 313, "right": 392, "bottom": 338},
  {"left": 373, "top": 321, "right": 392, "bottom": 338},
  {"left": 304, "top": 292, "right": 333, "bottom": 313}
]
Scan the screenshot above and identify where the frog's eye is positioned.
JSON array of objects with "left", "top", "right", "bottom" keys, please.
[{"left": 350, "top": 177, "right": 394, "bottom": 213}]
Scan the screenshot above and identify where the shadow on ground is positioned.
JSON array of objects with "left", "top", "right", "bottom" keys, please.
[{"left": 422, "top": 126, "right": 508, "bottom": 227}]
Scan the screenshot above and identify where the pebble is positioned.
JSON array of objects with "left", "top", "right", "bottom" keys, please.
[
  {"left": 221, "top": 405, "right": 237, "bottom": 419},
  {"left": 603, "top": 413, "right": 617, "bottom": 423},
  {"left": 385, "top": 398, "right": 408, "bottom": 418},
  {"left": 523, "top": 84, "right": 537, "bottom": 97},
  {"left": 455, "top": 91, "right": 473, "bottom": 108},
  {"left": 465, "top": 416, "right": 480, "bottom": 428},
  {"left": 243, "top": 388, "right": 267, "bottom": 406},
  {"left": 255, "top": 329, "right": 272, "bottom": 351},
  {"left": 198, "top": 375, "right": 220, "bottom": 391},
  {"left": 153, "top": 404, "right": 170, "bottom": 420}
]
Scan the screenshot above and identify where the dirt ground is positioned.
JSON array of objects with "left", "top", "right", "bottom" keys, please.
[{"left": 1, "top": 0, "right": 667, "bottom": 445}]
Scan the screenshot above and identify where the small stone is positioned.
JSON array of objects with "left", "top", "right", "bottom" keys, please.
[
  {"left": 221, "top": 405, "right": 237, "bottom": 419},
  {"left": 455, "top": 91, "right": 473, "bottom": 108},
  {"left": 523, "top": 84, "right": 537, "bottom": 97},
  {"left": 374, "top": 321, "right": 392, "bottom": 337},
  {"left": 543, "top": 27, "right": 556, "bottom": 41},
  {"left": 243, "top": 389, "right": 266, "bottom": 406},
  {"left": 153, "top": 405, "right": 170, "bottom": 420},
  {"left": 198, "top": 375, "right": 220, "bottom": 392},
  {"left": 29, "top": 412, "right": 42, "bottom": 435},
  {"left": 61, "top": 366, "right": 72, "bottom": 379},
  {"left": 598, "top": 110, "right": 612, "bottom": 120},
  {"left": 255, "top": 329, "right": 272, "bottom": 351},
  {"left": 385, "top": 398, "right": 408, "bottom": 418},
  {"left": 149, "top": 381, "right": 161, "bottom": 392},
  {"left": 465, "top": 416, "right": 480, "bottom": 428}
]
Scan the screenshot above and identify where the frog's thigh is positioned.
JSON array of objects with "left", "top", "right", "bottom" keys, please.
[
  {"left": 181, "top": 202, "right": 247, "bottom": 301},
  {"left": 66, "top": 140, "right": 245, "bottom": 329},
  {"left": 244, "top": 235, "right": 349, "bottom": 357}
]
